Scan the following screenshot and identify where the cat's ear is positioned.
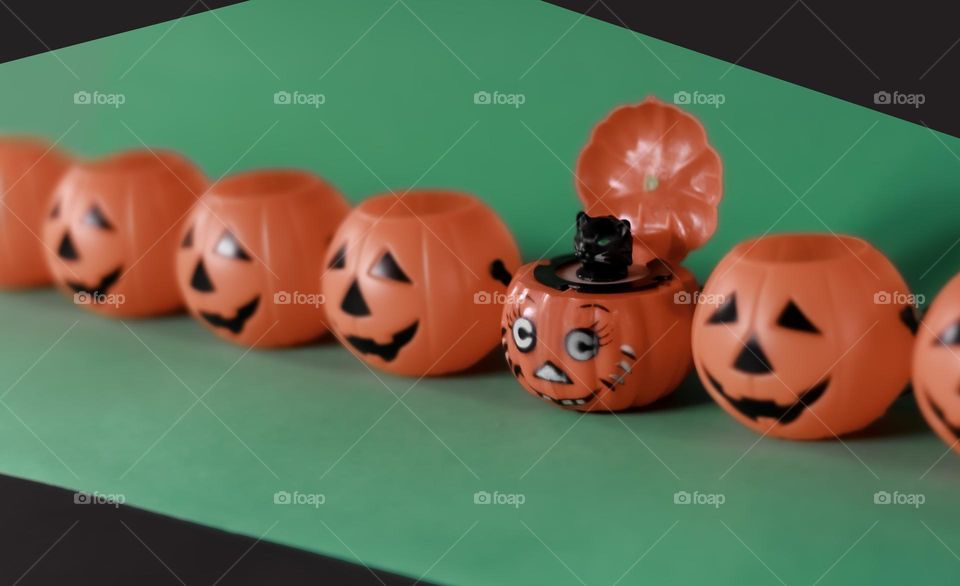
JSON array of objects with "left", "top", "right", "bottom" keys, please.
[
  {"left": 618, "top": 218, "right": 631, "bottom": 236},
  {"left": 576, "top": 211, "right": 588, "bottom": 227}
]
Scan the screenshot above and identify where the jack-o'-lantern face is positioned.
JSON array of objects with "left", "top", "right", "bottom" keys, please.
[
  {"left": 913, "top": 274, "right": 960, "bottom": 452},
  {"left": 502, "top": 256, "right": 697, "bottom": 412},
  {"left": 693, "top": 234, "right": 917, "bottom": 439},
  {"left": 42, "top": 150, "right": 205, "bottom": 317},
  {"left": 322, "top": 190, "right": 521, "bottom": 376},
  {"left": 176, "top": 169, "right": 349, "bottom": 348}
]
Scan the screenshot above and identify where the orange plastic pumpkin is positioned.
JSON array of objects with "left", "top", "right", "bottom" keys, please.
[
  {"left": 0, "top": 137, "right": 71, "bottom": 287},
  {"left": 913, "top": 273, "right": 960, "bottom": 453},
  {"left": 176, "top": 169, "right": 350, "bottom": 348},
  {"left": 43, "top": 150, "right": 206, "bottom": 317},
  {"left": 692, "top": 234, "right": 917, "bottom": 440},
  {"left": 576, "top": 96, "right": 723, "bottom": 266},
  {"left": 501, "top": 243, "right": 697, "bottom": 411},
  {"left": 322, "top": 190, "right": 521, "bottom": 376}
]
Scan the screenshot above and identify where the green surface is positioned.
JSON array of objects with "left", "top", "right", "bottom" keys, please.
[{"left": 2, "top": 0, "right": 960, "bottom": 584}]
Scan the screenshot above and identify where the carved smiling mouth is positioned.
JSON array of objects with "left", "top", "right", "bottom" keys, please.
[
  {"left": 66, "top": 266, "right": 123, "bottom": 297},
  {"left": 927, "top": 391, "right": 960, "bottom": 438},
  {"left": 200, "top": 297, "right": 260, "bottom": 334},
  {"left": 705, "top": 370, "right": 829, "bottom": 425},
  {"left": 345, "top": 321, "right": 419, "bottom": 362}
]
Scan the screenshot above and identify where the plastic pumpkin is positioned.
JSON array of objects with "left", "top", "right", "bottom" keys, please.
[
  {"left": 0, "top": 137, "right": 71, "bottom": 287},
  {"left": 502, "top": 215, "right": 697, "bottom": 411},
  {"left": 322, "top": 190, "right": 521, "bottom": 376},
  {"left": 43, "top": 149, "right": 206, "bottom": 317},
  {"left": 177, "top": 169, "right": 349, "bottom": 347},
  {"left": 692, "top": 233, "right": 917, "bottom": 440},
  {"left": 576, "top": 96, "right": 723, "bottom": 266},
  {"left": 913, "top": 273, "right": 960, "bottom": 453}
]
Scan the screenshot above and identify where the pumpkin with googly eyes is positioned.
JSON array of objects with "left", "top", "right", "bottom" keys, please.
[
  {"left": 42, "top": 150, "right": 206, "bottom": 316},
  {"left": 692, "top": 233, "right": 917, "bottom": 440},
  {"left": 322, "top": 190, "right": 521, "bottom": 376},
  {"left": 501, "top": 213, "right": 698, "bottom": 412},
  {"left": 913, "top": 273, "right": 960, "bottom": 453},
  {"left": 176, "top": 169, "right": 350, "bottom": 348}
]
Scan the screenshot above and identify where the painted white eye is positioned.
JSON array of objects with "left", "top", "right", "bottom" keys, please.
[
  {"left": 565, "top": 328, "right": 599, "bottom": 361},
  {"left": 512, "top": 317, "right": 536, "bottom": 352}
]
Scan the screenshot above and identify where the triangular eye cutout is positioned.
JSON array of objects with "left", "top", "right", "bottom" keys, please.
[
  {"left": 49, "top": 201, "right": 60, "bottom": 219},
  {"left": 328, "top": 244, "right": 346, "bottom": 269},
  {"left": 82, "top": 205, "right": 113, "bottom": 230},
  {"left": 707, "top": 294, "right": 737, "bottom": 324},
  {"left": 936, "top": 322, "right": 960, "bottom": 346},
  {"left": 370, "top": 251, "right": 410, "bottom": 283},
  {"left": 181, "top": 227, "right": 194, "bottom": 248},
  {"left": 777, "top": 300, "right": 820, "bottom": 334},
  {"left": 215, "top": 231, "right": 251, "bottom": 261},
  {"left": 900, "top": 306, "right": 919, "bottom": 335}
]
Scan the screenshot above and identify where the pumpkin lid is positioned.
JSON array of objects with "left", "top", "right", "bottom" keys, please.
[{"left": 575, "top": 96, "right": 724, "bottom": 265}]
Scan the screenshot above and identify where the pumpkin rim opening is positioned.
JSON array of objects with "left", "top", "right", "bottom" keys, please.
[
  {"left": 78, "top": 149, "right": 203, "bottom": 186},
  {"left": 208, "top": 169, "right": 325, "bottom": 199},
  {"left": 735, "top": 233, "right": 872, "bottom": 265},
  {"left": 356, "top": 190, "right": 480, "bottom": 220}
]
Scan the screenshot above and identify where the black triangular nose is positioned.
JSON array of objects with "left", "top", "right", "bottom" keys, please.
[
  {"left": 57, "top": 232, "right": 79, "bottom": 260},
  {"left": 341, "top": 279, "right": 370, "bottom": 317},
  {"left": 734, "top": 336, "right": 773, "bottom": 374},
  {"left": 190, "top": 259, "right": 215, "bottom": 292}
]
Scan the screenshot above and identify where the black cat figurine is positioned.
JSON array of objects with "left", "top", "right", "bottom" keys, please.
[{"left": 574, "top": 212, "right": 632, "bottom": 282}]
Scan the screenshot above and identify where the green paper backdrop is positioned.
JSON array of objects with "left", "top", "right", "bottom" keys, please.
[{"left": 1, "top": 0, "right": 959, "bottom": 583}]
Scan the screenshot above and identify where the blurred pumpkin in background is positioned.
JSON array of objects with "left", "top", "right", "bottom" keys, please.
[
  {"left": 0, "top": 137, "right": 71, "bottom": 287},
  {"left": 177, "top": 169, "right": 349, "bottom": 347},
  {"left": 43, "top": 149, "right": 206, "bottom": 317}
]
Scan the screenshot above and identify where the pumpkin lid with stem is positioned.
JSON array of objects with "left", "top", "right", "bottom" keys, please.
[{"left": 575, "top": 95, "right": 724, "bottom": 266}]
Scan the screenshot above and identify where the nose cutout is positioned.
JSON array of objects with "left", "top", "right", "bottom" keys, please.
[
  {"left": 734, "top": 335, "right": 773, "bottom": 374},
  {"left": 341, "top": 279, "right": 371, "bottom": 317},
  {"left": 190, "top": 259, "right": 215, "bottom": 292},
  {"left": 58, "top": 232, "right": 79, "bottom": 260}
]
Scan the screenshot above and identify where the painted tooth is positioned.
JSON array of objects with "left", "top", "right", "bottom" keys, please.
[
  {"left": 618, "top": 361, "right": 632, "bottom": 373},
  {"left": 561, "top": 399, "right": 574, "bottom": 405},
  {"left": 574, "top": 399, "right": 585, "bottom": 405},
  {"left": 620, "top": 344, "right": 636, "bottom": 359}
]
